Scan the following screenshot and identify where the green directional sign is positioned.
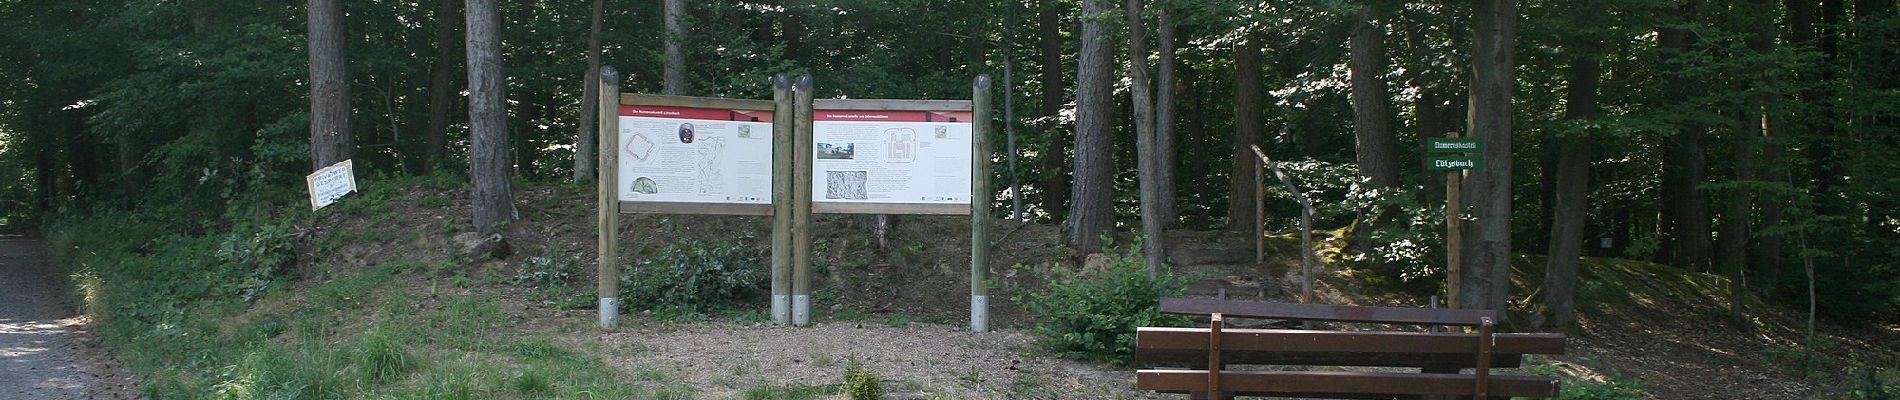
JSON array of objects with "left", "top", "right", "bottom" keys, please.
[
  {"left": 1427, "top": 137, "right": 1484, "bottom": 153},
  {"left": 1427, "top": 155, "right": 1484, "bottom": 171}
]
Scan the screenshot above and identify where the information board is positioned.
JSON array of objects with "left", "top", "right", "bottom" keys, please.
[
  {"left": 617, "top": 103, "right": 775, "bottom": 206},
  {"left": 809, "top": 107, "right": 973, "bottom": 210}
]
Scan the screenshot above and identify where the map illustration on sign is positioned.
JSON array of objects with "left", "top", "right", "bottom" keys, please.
[
  {"left": 617, "top": 104, "right": 773, "bottom": 205},
  {"left": 810, "top": 109, "right": 972, "bottom": 205}
]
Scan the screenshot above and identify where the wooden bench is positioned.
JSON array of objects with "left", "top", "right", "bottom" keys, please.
[{"left": 1135, "top": 298, "right": 1566, "bottom": 399}]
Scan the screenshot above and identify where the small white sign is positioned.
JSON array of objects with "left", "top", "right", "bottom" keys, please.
[{"left": 306, "top": 159, "right": 358, "bottom": 210}]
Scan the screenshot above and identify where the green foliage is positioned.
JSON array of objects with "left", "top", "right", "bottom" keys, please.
[
  {"left": 1013, "top": 235, "right": 1192, "bottom": 363},
  {"left": 1344, "top": 181, "right": 1447, "bottom": 283},
  {"left": 844, "top": 360, "right": 884, "bottom": 400},
  {"left": 513, "top": 251, "right": 591, "bottom": 309},
  {"left": 1526, "top": 363, "right": 1648, "bottom": 400},
  {"left": 215, "top": 221, "right": 300, "bottom": 302},
  {"left": 47, "top": 197, "right": 639, "bottom": 399},
  {"left": 619, "top": 233, "right": 769, "bottom": 316},
  {"left": 1849, "top": 367, "right": 1897, "bottom": 400}
]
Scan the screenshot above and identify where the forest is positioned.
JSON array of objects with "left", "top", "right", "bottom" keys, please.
[{"left": 3, "top": 0, "right": 1899, "bottom": 339}]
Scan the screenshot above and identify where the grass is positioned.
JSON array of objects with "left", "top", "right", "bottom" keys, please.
[{"left": 47, "top": 178, "right": 656, "bottom": 399}]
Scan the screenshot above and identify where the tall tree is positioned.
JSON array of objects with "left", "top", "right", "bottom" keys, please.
[
  {"left": 424, "top": 0, "right": 461, "bottom": 175},
  {"left": 1542, "top": 0, "right": 1604, "bottom": 328},
  {"left": 1714, "top": 0, "right": 1775, "bottom": 318},
  {"left": 1154, "top": 2, "right": 1180, "bottom": 226},
  {"left": 663, "top": 0, "right": 687, "bottom": 95},
  {"left": 1461, "top": 0, "right": 1516, "bottom": 311},
  {"left": 308, "top": 0, "right": 352, "bottom": 169},
  {"left": 1126, "top": 0, "right": 1166, "bottom": 275},
  {"left": 1656, "top": 2, "right": 1712, "bottom": 272},
  {"left": 1038, "top": 1, "right": 1070, "bottom": 220},
  {"left": 467, "top": 0, "right": 515, "bottom": 230},
  {"left": 575, "top": 0, "right": 604, "bottom": 182},
  {"left": 1349, "top": 0, "right": 1398, "bottom": 189},
  {"left": 1069, "top": 0, "right": 1114, "bottom": 252},
  {"left": 1227, "top": 32, "right": 1264, "bottom": 231}
]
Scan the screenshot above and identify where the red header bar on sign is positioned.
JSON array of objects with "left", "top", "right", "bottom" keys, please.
[
  {"left": 621, "top": 105, "right": 772, "bottom": 122},
  {"left": 815, "top": 110, "right": 929, "bottom": 122}
]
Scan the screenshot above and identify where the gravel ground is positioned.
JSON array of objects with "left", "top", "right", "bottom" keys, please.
[
  {"left": 596, "top": 321, "right": 1154, "bottom": 399},
  {"left": 0, "top": 232, "right": 139, "bottom": 400}
]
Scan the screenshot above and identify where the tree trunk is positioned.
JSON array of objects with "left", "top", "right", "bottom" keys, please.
[
  {"left": 1037, "top": 2, "right": 1070, "bottom": 220},
  {"left": 1227, "top": 33, "right": 1264, "bottom": 232},
  {"left": 1460, "top": 0, "right": 1515, "bottom": 312},
  {"left": 1811, "top": 0, "right": 1844, "bottom": 200},
  {"left": 1154, "top": 3, "right": 1179, "bottom": 227},
  {"left": 575, "top": 0, "right": 603, "bottom": 182},
  {"left": 663, "top": 0, "right": 687, "bottom": 95},
  {"left": 1543, "top": 25, "right": 1600, "bottom": 328},
  {"left": 1764, "top": 0, "right": 1816, "bottom": 288},
  {"left": 308, "top": 0, "right": 352, "bottom": 170},
  {"left": 1126, "top": 0, "right": 1165, "bottom": 276},
  {"left": 467, "top": 0, "right": 515, "bottom": 231},
  {"left": 1657, "top": 7, "right": 1712, "bottom": 272},
  {"left": 1718, "top": 0, "right": 1776, "bottom": 316},
  {"left": 424, "top": 0, "right": 460, "bottom": 175},
  {"left": 1069, "top": 0, "right": 1113, "bottom": 252},
  {"left": 1350, "top": 1, "right": 1399, "bottom": 189}
]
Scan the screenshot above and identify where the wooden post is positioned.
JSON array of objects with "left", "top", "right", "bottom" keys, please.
[
  {"left": 792, "top": 75, "right": 816, "bottom": 326},
  {"left": 1254, "top": 158, "right": 1264, "bottom": 263},
  {"left": 596, "top": 66, "right": 622, "bottom": 330},
  {"left": 1300, "top": 205, "right": 1314, "bottom": 304},
  {"left": 971, "top": 75, "right": 994, "bottom": 332},
  {"left": 1253, "top": 145, "right": 1315, "bottom": 305},
  {"left": 771, "top": 74, "right": 794, "bottom": 325},
  {"left": 1445, "top": 131, "right": 1464, "bottom": 309}
]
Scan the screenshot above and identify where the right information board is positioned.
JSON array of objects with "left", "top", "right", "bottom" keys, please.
[{"left": 809, "top": 109, "right": 973, "bottom": 207}]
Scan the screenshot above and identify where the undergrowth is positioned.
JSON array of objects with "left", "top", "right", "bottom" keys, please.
[
  {"left": 1012, "top": 234, "right": 1192, "bottom": 364},
  {"left": 619, "top": 230, "right": 769, "bottom": 319},
  {"left": 1525, "top": 363, "right": 1648, "bottom": 400},
  {"left": 48, "top": 178, "right": 661, "bottom": 399}
]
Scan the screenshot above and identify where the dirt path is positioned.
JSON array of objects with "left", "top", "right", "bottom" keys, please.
[{"left": 0, "top": 232, "right": 138, "bottom": 399}]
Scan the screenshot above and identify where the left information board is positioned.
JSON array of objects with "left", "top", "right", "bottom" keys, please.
[{"left": 617, "top": 96, "right": 776, "bottom": 214}]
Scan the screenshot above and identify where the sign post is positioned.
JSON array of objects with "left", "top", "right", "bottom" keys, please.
[
  {"left": 1428, "top": 133, "right": 1481, "bottom": 308},
  {"left": 771, "top": 75, "right": 794, "bottom": 326},
  {"left": 597, "top": 67, "right": 622, "bottom": 329},
  {"left": 970, "top": 75, "right": 993, "bottom": 333}
]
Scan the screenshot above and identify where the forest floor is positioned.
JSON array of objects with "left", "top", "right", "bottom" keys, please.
[{"left": 42, "top": 179, "right": 1900, "bottom": 399}]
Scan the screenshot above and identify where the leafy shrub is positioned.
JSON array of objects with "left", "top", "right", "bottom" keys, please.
[
  {"left": 844, "top": 360, "right": 882, "bottom": 400},
  {"left": 1014, "top": 235, "right": 1191, "bottom": 363},
  {"left": 1851, "top": 367, "right": 1896, "bottom": 400},
  {"left": 215, "top": 221, "right": 299, "bottom": 302},
  {"left": 1342, "top": 183, "right": 1445, "bottom": 282},
  {"left": 620, "top": 235, "right": 768, "bottom": 314}
]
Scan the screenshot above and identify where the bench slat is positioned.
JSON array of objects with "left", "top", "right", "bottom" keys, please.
[
  {"left": 1138, "top": 327, "right": 1566, "bottom": 356},
  {"left": 1160, "top": 298, "right": 1498, "bottom": 326},
  {"left": 1137, "top": 370, "right": 1560, "bottom": 398},
  {"left": 1138, "top": 348, "right": 1525, "bottom": 369}
]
